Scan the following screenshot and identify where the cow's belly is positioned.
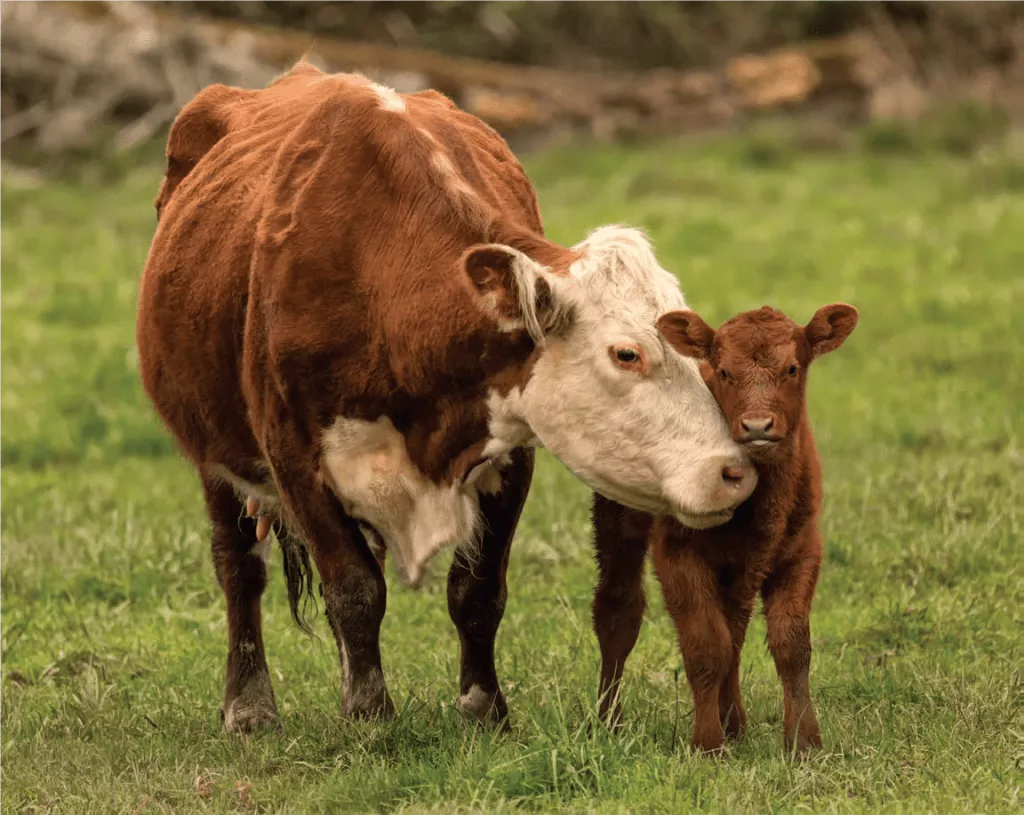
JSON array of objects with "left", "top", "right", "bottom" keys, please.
[{"left": 320, "top": 416, "right": 502, "bottom": 586}]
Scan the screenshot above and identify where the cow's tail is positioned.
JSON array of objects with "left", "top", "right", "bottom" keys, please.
[{"left": 278, "top": 526, "right": 319, "bottom": 636}]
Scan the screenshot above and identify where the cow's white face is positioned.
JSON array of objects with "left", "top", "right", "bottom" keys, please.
[{"left": 466, "top": 227, "right": 757, "bottom": 528}]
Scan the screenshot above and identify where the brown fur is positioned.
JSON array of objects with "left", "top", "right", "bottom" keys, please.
[
  {"left": 137, "top": 63, "right": 583, "bottom": 729},
  {"left": 592, "top": 303, "right": 858, "bottom": 755}
]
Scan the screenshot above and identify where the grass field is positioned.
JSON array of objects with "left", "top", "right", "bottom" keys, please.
[{"left": 2, "top": 128, "right": 1022, "bottom": 813}]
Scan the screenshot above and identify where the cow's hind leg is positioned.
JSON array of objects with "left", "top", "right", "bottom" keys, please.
[
  {"left": 447, "top": 448, "right": 534, "bottom": 727},
  {"left": 204, "top": 476, "right": 278, "bottom": 732}
]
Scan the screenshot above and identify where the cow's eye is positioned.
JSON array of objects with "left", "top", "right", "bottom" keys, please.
[
  {"left": 788, "top": 365, "right": 799, "bottom": 377},
  {"left": 719, "top": 368, "right": 730, "bottom": 381},
  {"left": 610, "top": 345, "right": 645, "bottom": 371}
]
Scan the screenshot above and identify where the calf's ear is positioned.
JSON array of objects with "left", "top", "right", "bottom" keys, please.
[
  {"left": 805, "top": 303, "right": 859, "bottom": 359},
  {"left": 657, "top": 310, "right": 715, "bottom": 359},
  {"left": 463, "top": 244, "right": 572, "bottom": 342}
]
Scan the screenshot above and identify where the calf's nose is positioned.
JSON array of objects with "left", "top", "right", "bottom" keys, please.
[{"left": 741, "top": 415, "right": 774, "bottom": 434}]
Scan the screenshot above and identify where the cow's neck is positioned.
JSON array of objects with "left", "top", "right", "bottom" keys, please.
[{"left": 317, "top": 342, "right": 543, "bottom": 589}]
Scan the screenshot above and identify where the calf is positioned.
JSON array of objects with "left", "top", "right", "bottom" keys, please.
[
  {"left": 592, "top": 303, "right": 858, "bottom": 755},
  {"left": 137, "top": 63, "right": 757, "bottom": 732}
]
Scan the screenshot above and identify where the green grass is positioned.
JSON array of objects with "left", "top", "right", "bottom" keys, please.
[{"left": 2, "top": 132, "right": 1023, "bottom": 813}]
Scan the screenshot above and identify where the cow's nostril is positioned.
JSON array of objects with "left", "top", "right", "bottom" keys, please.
[{"left": 722, "top": 465, "right": 747, "bottom": 484}]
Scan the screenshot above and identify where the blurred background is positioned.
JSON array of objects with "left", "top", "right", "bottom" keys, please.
[{"left": 2, "top": 1, "right": 1023, "bottom": 163}]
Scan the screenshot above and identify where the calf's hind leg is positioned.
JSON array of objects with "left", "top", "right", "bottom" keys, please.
[
  {"left": 203, "top": 476, "right": 278, "bottom": 732},
  {"left": 447, "top": 448, "right": 534, "bottom": 726}
]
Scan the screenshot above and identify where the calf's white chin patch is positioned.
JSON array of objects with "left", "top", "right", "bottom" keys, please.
[
  {"left": 675, "top": 509, "right": 734, "bottom": 530},
  {"left": 320, "top": 416, "right": 505, "bottom": 588}
]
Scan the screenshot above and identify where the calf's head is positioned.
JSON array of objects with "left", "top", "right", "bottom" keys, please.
[
  {"left": 464, "top": 226, "right": 757, "bottom": 529},
  {"left": 657, "top": 304, "right": 859, "bottom": 461}
]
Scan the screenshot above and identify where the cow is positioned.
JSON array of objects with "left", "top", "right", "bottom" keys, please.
[
  {"left": 136, "top": 62, "right": 757, "bottom": 733},
  {"left": 591, "top": 303, "right": 858, "bottom": 755}
]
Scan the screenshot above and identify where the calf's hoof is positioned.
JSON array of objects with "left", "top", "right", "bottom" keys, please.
[
  {"left": 690, "top": 728, "right": 727, "bottom": 757},
  {"left": 784, "top": 713, "right": 822, "bottom": 758},
  {"left": 722, "top": 711, "right": 747, "bottom": 741},
  {"left": 691, "top": 741, "right": 727, "bottom": 758},
  {"left": 222, "top": 685, "right": 279, "bottom": 734},
  {"left": 787, "top": 730, "right": 823, "bottom": 759},
  {"left": 456, "top": 685, "right": 509, "bottom": 730}
]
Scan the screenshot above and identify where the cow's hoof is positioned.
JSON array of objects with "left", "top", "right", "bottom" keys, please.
[
  {"left": 343, "top": 692, "right": 395, "bottom": 722},
  {"left": 223, "top": 697, "right": 278, "bottom": 733},
  {"left": 456, "top": 685, "right": 509, "bottom": 730},
  {"left": 222, "top": 679, "right": 279, "bottom": 733}
]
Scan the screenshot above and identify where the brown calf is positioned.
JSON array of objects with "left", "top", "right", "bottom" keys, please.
[{"left": 592, "top": 303, "right": 859, "bottom": 755}]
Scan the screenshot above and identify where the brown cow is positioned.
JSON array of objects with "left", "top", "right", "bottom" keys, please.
[
  {"left": 137, "top": 63, "right": 757, "bottom": 732},
  {"left": 592, "top": 303, "right": 858, "bottom": 755}
]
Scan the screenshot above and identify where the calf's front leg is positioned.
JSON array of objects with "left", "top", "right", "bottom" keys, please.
[
  {"left": 718, "top": 600, "right": 753, "bottom": 740},
  {"left": 653, "top": 537, "right": 733, "bottom": 754},
  {"left": 761, "top": 538, "right": 823, "bottom": 756}
]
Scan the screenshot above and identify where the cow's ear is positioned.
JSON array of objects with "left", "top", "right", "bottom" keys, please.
[
  {"left": 463, "top": 244, "right": 573, "bottom": 341},
  {"left": 657, "top": 310, "right": 715, "bottom": 359},
  {"left": 805, "top": 303, "right": 859, "bottom": 359}
]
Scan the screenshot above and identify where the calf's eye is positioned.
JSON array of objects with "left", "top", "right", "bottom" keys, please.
[
  {"left": 788, "top": 365, "right": 799, "bottom": 376},
  {"left": 616, "top": 349, "right": 639, "bottom": 364},
  {"left": 719, "top": 368, "right": 730, "bottom": 381}
]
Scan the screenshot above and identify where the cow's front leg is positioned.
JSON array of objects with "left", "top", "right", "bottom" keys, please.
[
  {"left": 267, "top": 435, "right": 394, "bottom": 720},
  {"left": 592, "top": 495, "right": 653, "bottom": 727},
  {"left": 203, "top": 476, "right": 278, "bottom": 732},
  {"left": 315, "top": 515, "right": 393, "bottom": 720},
  {"left": 447, "top": 448, "right": 533, "bottom": 726}
]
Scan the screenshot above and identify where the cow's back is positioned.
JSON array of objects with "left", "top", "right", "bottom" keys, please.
[{"left": 137, "top": 63, "right": 545, "bottom": 476}]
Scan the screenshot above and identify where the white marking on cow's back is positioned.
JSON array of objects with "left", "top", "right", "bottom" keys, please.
[
  {"left": 371, "top": 82, "right": 406, "bottom": 113},
  {"left": 429, "top": 152, "right": 479, "bottom": 202},
  {"left": 320, "top": 416, "right": 499, "bottom": 587},
  {"left": 426, "top": 150, "right": 489, "bottom": 231}
]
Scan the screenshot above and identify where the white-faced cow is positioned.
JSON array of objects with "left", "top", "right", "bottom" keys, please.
[{"left": 137, "top": 62, "right": 756, "bottom": 731}]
